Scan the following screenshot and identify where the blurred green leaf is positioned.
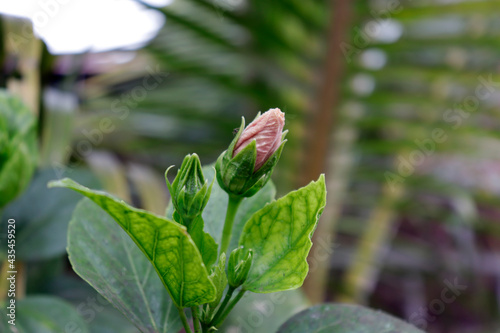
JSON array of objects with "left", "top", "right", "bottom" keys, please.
[
  {"left": 0, "top": 168, "right": 100, "bottom": 261},
  {"left": 14, "top": 296, "right": 89, "bottom": 333},
  {"left": 277, "top": 304, "right": 425, "bottom": 333},
  {"left": 220, "top": 289, "right": 309, "bottom": 333},
  {"left": 0, "top": 90, "right": 38, "bottom": 209}
]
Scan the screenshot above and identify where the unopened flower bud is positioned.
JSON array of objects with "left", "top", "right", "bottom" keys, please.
[
  {"left": 228, "top": 247, "right": 253, "bottom": 288},
  {"left": 233, "top": 108, "right": 285, "bottom": 171},
  {"left": 165, "top": 153, "right": 213, "bottom": 224},
  {"left": 215, "top": 108, "right": 287, "bottom": 198}
]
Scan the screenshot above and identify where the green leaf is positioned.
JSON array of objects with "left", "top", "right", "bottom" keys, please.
[
  {"left": 0, "top": 168, "right": 100, "bottom": 261},
  {"left": 277, "top": 304, "right": 426, "bottom": 333},
  {"left": 40, "top": 274, "right": 140, "bottom": 333},
  {"left": 50, "top": 178, "right": 216, "bottom": 308},
  {"left": 13, "top": 296, "right": 89, "bottom": 333},
  {"left": 67, "top": 198, "right": 180, "bottom": 333},
  {"left": 219, "top": 290, "right": 309, "bottom": 333},
  {"left": 0, "top": 90, "right": 38, "bottom": 209},
  {"left": 239, "top": 175, "right": 326, "bottom": 293},
  {"left": 187, "top": 215, "right": 218, "bottom": 268},
  {"left": 204, "top": 253, "right": 228, "bottom": 321}
]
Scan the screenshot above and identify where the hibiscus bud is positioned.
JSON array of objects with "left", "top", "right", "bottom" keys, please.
[
  {"left": 233, "top": 108, "right": 285, "bottom": 171},
  {"left": 215, "top": 108, "right": 287, "bottom": 198},
  {"left": 228, "top": 247, "right": 253, "bottom": 288},
  {"left": 165, "top": 153, "right": 213, "bottom": 225}
]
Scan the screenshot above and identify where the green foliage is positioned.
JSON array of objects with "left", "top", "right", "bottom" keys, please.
[
  {"left": 49, "top": 178, "right": 216, "bottom": 308},
  {"left": 0, "top": 168, "right": 99, "bottom": 261},
  {"left": 67, "top": 199, "right": 181, "bottom": 332},
  {"left": 277, "top": 304, "right": 425, "bottom": 333},
  {"left": 0, "top": 90, "right": 38, "bottom": 209},
  {"left": 186, "top": 215, "right": 218, "bottom": 268},
  {"left": 13, "top": 296, "right": 90, "bottom": 333},
  {"left": 239, "top": 175, "right": 326, "bottom": 293},
  {"left": 204, "top": 253, "right": 227, "bottom": 321},
  {"left": 51, "top": 163, "right": 328, "bottom": 331}
]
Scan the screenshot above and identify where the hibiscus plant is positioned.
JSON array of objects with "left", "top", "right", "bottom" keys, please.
[{"left": 48, "top": 108, "right": 424, "bottom": 332}]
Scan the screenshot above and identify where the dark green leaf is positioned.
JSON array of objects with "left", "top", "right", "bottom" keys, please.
[
  {"left": 14, "top": 296, "right": 89, "bottom": 333},
  {"left": 277, "top": 304, "right": 425, "bottom": 333},
  {"left": 50, "top": 178, "right": 216, "bottom": 308},
  {"left": 0, "top": 168, "right": 100, "bottom": 261},
  {"left": 219, "top": 290, "right": 309, "bottom": 333},
  {"left": 240, "top": 175, "right": 326, "bottom": 293}
]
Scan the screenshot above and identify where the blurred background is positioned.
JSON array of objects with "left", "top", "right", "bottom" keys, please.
[{"left": 1, "top": 0, "right": 500, "bottom": 332}]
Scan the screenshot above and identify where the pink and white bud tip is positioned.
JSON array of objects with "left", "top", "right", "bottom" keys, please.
[{"left": 233, "top": 108, "right": 285, "bottom": 171}]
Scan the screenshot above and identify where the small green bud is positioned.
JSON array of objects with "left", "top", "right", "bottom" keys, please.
[
  {"left": 165, "top": 153, "right": 213, "bottom": 224},
  {"left": 228, "top": 247, "right": 253, "bottom": 288},
  {"left": 215, "top": 108, "right": 287, "bottom": 198}
]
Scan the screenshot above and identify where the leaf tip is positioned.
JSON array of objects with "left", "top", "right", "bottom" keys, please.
[{"left": 47, "top": 178, "right": 70, "bottom": 189}]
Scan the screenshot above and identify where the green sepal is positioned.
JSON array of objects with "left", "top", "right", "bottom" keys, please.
[
  {"left": 216, "top": 140, "right": 257, "bottom": 194},
  {"left": 225, "top": 117, "right": 246, "bottom": 158},
  {"left": 240, "top": 135, "right": 287, "bottom": 197},
  {"left": 228, "top": 246, "right": 253, "bottom": 288},
  {"left": 215, "top": 129, "right": 287, "bottom": 198}
]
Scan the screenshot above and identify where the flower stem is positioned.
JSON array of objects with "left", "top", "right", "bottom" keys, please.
[
  {"left": 192, "top": 306, "right": 201, "bottom": 333},
  {"left": 177, "top": 306, "right": 193, "bottom": 333},
  {"left": 209, "top": 286, "right": 235, "bottom": 326},
  {"left": 219, "top": 196, "right": 242, "bottom": 258},
  {"left": 211, "top": 289, "right": 246, "bottom": 328}
]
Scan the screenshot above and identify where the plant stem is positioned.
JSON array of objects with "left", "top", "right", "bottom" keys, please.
[
  {"left": 177, "top": 306, "right": 193, "bottom": 333},
  {"left": 219, "top": 196, "right": 242, "bottom": 258},
  {"left": 192, "top": 306, "right": 201, "bottom": 333},
  {"left": 211, "top": 289, "right": 246, "bottom": 328},
  {"left": 209, "top": 286, "right": 235, "bottom": 326}
]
